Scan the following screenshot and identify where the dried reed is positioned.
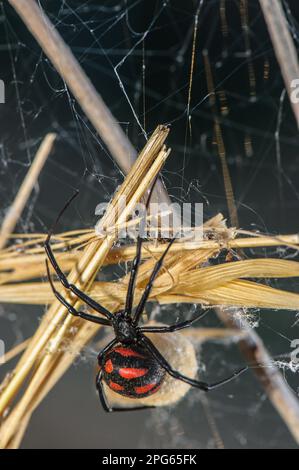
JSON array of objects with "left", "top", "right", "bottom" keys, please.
[{"left": 0, "top": 133, "right": 56, "bottom": 250}]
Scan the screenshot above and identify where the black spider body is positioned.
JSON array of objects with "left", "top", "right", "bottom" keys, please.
[
  {"left": 112, "top": 311, "right": 139, "bottom": 344},
  {"left": 45, "top": 190, "right": 246, "bottom": 412},
  {"left": 101, "top": 343, "right": 166, "bottom": 398}
]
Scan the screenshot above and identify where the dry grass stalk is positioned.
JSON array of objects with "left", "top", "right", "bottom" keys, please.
[
  {"left": 203, "top": 50, "right": 238, "bottom": 227},
  {"left": 0, "top": 125, "right": 170, "bottom": 448},
  {"left": 210, "top": 1, "right": 299, "bottom": 432},
  {"left": 259, "top": 0, "right": 299, "bottom": 128},
  {"left": 2, "top": 338, "right": 31, "bottom": 364},
  {"left": 180, "top": 327, "right": 247, "bottom": 342},
  {"left": 1, "top": 225, "right": 298, "bottom": 286},
  {"left": 8, "top": 0, "right": 169, "bottom": 205},
  {"left": 0, "top": 133, "right": 56, "bottom": 250},
  {"left": 216, "top": 305, "right": 299, "bottom": 444},
  {"left": 3, "top": 256, "right": 299, "bottom": 310},
  {"left": 8, "top": 0, "right": 135, "bottom": 173}
]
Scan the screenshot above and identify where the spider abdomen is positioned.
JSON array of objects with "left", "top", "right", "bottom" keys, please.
[{"left": 101, "top": 344, "right": 166, "bottom": 398}]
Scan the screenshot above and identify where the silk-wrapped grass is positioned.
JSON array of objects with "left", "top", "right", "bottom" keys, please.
[
  {"left": 1, "top": 209, "right": 299, "bottom": 311},
  {"left": 1, "top": 219, "right": 299, "bottom": 286}
]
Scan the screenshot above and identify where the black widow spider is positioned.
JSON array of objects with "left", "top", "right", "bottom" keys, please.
[{"left": 45, "top": 188, "right": 247, "bottom": 413}]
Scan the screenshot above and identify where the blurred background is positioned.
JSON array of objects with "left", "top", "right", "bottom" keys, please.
[{"left": 0, "top": 0, "right": 299, "bottom": 448}]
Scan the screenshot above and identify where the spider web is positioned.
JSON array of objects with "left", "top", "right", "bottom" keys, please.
[{"left": 0, "top": 0, "right": 299, "bottom": 449}]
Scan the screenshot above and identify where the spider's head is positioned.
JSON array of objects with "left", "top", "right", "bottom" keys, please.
[{"left": 113, "top": 311, "right": 138, "bottom": 344}]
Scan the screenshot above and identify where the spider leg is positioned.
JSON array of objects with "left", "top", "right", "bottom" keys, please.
[
  {"left": 46, "top": 261, "right": 111, "bottom": 326},
  {"left": 124, "top": 236, "right": 143, "bottom": 316},
  {"left": 124, "top": 174, "right": 160, "bottom": 317},
  {"left": 96, "top": 338, "right": 155, "bottom": 412},
  {"left": 140, "top": 334, "right": 247, "bottom": 391},
  {"left": 132, "top": 236, "right": 177, "bottom": 325},
  {"left": 140, "top": 309, "right": 210, "bottom": 334},
  {"left": 96, "top": 369, "right": 115, "bottom": 412},
  {"left": 97, "top": 338, "right": 118, "bottom": 364},
  {"left": 44, "top": 191, "right": 113, "bottom": 320}
]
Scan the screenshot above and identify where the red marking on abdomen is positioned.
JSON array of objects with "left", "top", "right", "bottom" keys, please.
[
  {"left": 109, "top": 381, "right": 124, "bottom": 392},
  {"left": 114, "top": 347, "right": 145, "bottom": 359},
  {"left": 104, "top": 359, "right": 113, "bottom": 374},
  {"left": 119, "top": 368, "right": 148, "bottom": 380},
  {"left": 134, "top": 383, "right": 157, "bottom": 395}
]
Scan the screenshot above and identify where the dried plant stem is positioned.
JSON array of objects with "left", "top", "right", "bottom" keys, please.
[
  {"left": 6, "top": 321, "right": 101, "bottom": 448},
  {"left": 203, "top": 50, "right": 238, "bottom": 227},
  {"left": 216, "top": 306, "right": 299, "bottom": 444},
  {"left": 2, "top": 229, "right": 298, "bottom": 258},
  {"left": 7, "top": 0, "right": 134, "bottom": 172},
  {"left": 208, "top": 0, "right": 299, "bottom": 436},
  {"left": 180, "top": 327, "right": 246, "bottom": 342},
  {"left": 6, "top": 256, "right": 299, "bottom": 308},
  {"left": 0, "top": 133, "right": 56, "bottom": 250},
  {"left": 1, "top": 230, "right": 298, "bottom": 287},
  {"left": 0, "top": 126, "right": 170, "bottom": 448},
  {"left": 8, "top": 0, "right": 169, "bottom": 205},
  {"left": 2, "top": 338, "right": 31, "bottom": 364},
  {"left": 259, "top": 0, "right": 299, "bottom": 128}
]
